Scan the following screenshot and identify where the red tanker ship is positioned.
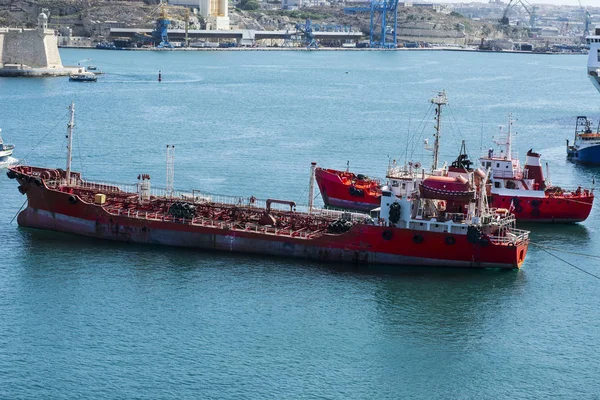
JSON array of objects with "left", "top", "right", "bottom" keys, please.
[{"left": 6, "top": 103, "right": 529, "bottom": 269}]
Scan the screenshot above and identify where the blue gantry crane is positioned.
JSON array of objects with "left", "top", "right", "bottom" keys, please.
[
  {"left": 153, "top": 1, "right": 173, "bottom": 48},
  {"left": 295, "top": 19, "right": 318, "bottom": 49},
  {"left": 344, "top": 0, "right": 398, "bottom": 48}
]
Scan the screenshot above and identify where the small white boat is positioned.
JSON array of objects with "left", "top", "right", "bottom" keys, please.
[
  {"left": 86, "top": 65, "right": 104, "bottom": 75},
  {"left": 69, "top": 72, "right": 98, "bottom": 82},
  {"left": 0, "top": 128, "right": 15, "bottom": 162}
]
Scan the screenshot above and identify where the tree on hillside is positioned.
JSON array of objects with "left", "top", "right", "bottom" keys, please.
[{"left": 238, "top": 0, "right": 259, "bottom": 11}]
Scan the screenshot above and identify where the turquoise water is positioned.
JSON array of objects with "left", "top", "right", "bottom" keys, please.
[{"left": 1, "top": 49, "right": 599, "bottom": 398}]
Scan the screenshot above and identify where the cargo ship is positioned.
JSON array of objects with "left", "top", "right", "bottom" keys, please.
[
  {"left": 6, "top": 102, "right": 529, "bottom": 268},
  {"left": 482, "top": 118, "right": 594, "bottom": 223},
  {"left": 566, "top": 116, "right": 600, "bottom": 164}
]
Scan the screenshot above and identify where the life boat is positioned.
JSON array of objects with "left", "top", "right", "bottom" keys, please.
[{"left": 419, "top": 175, "right": 474, "bottom": 202}]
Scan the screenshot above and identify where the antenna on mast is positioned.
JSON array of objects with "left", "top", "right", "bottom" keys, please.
[
  {"left": 166, "top": 144, "right": 174, "bottom": 197},
  {"left": 431, "top": 90, "right": 448, "bottom": 172},
  {"left": 66, "top": 101, "right": 75, "bottom": 185}
]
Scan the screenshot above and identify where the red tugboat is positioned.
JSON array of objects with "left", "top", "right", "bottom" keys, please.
[
  {"left": 6, "top": 102, "right": 529, "bottom": 268},
  {"left": 480, "top": 117, "right": 594, "bottom": 223}
]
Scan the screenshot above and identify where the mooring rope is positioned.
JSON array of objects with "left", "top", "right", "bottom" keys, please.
[
  {"left": 10, "top": 199, "right": 27, "bottom": 225},
  {"left": 531, "top": 242, "right": 600, "bottom": 281},
  {"left": 16, "top": 110, "right": 70, "bottom": 167}
]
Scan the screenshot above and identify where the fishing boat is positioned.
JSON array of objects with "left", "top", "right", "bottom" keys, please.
[
  {"left": 6, "top": 102, "right": 529, "bottom": 269},
  {"left": 482, "top": 117, "right": 594, "bottom": 223},
  {"left": 0, "top": 129, "right": 15, "bottom": 162},
  {"left": 566, "top": 116, "right": 600, "bottom": 164},
  {"left": 587, "top": 26, "right": 600, "bottom": 95},
  {"left": 69, "top": 72, "right": 97, "bottom": 82}
]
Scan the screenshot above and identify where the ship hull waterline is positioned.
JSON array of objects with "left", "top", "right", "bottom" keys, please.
[{"left": 14, "top": 179, "right": 527, "bottom": 269}]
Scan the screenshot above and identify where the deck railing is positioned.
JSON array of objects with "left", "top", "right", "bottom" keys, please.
[{"left": 49, "top": 177, "right": 369, "bottom": 222}]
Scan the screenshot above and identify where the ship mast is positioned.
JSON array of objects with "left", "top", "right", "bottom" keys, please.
[
  {"left": 309, "top": 162, "right": 316, "bottom": 214},
  {"left": 506, "top": 114, "right": 513, "bottom": 159},
  {"left": 431, "top": 90, "right": 448, "bottom": 172},
  {"left": 66, "top": 101, "right": 75, "bottom": 184},
  {"left": 166, "top": 144, "right": 174, "bottom": 197}
]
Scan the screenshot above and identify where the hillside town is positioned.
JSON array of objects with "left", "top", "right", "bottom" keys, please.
[{"left": 0, "top": 0, "right": 597, "bottom": 50}]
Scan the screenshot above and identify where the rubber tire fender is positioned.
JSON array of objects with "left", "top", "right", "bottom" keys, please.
[{"left": 412, "top": 234, "right": 424, "bottom": 244}]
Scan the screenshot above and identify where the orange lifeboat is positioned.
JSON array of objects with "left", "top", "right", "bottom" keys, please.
[{"left": 419, "top": 175, "right": 474, "bottom": 202}]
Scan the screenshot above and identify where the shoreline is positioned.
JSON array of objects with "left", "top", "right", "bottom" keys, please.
[{"left": 59, "top": 45, "right": 586, "bottom": 55}]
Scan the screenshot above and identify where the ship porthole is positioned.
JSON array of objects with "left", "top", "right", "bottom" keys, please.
[
  {"left": 531, "top": 208, "right": 540, "bottom": 217},
  {"left": 412, "top": 234, "right": 424, "bottom": 244},
  {"left": 444, "top": 236, "right": 455, "bottom": 245},
  {"left": 382, "top": 230, "right": 393, "bottom": 240},
  {"left": 68, "top": 195, "right": 78, "bottom": 204}
]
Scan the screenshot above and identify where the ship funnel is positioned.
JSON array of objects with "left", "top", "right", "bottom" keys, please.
[{"left": 523, "top": 149, "right": 544, "bottom": 187}]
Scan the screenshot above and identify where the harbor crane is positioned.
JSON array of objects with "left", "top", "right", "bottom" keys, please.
[
  {"left": 295, "top": 19, "right": 318, "bottom": 49},
  {"left": 500, "top": 0, "right": 537, "bottom": 29},
  {"left": 344, "top": 0, "right": 399, "bottom": 49},
  {"left": 579, "top": 0, "right": 591, "bottom": 37}
]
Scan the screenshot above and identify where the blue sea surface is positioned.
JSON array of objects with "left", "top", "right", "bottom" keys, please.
[{"left": 1, "top": 49, "right": 599, "bottom": 398}]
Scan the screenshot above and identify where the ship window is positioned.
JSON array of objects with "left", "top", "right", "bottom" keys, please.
[
  {"left": 495, "top": 182, "right": 501, "bottom": 188},
  {"left": 598, "top": 49, "right": 600, "bottom": 62},
  {"left": 402, "top": 183, "right": 406, "bottom": 189},
  {"left": 496, "top": 163, "right": 500, "bottom": 168}
]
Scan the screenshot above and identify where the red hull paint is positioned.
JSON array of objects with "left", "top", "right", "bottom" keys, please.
[
  {"left": 314, "top": 168, "right": 380, "bottom": 212},
  {"left": 11, "top": 171, "right": 527, "bottom": 269},
  {"left": 491, "top": 194, "right": 593, "bottom": 223}
]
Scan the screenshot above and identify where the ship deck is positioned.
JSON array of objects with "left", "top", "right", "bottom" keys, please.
[{"left": 42, "top": 176, "right": 370, "bottom": 240}]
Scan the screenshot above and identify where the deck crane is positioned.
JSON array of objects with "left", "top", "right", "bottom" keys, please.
[
  {"left": 500, "top": 0, "right": 537, "bottom": 29},
  {"left": 344, "top": 0, "right": 399, "bottom": 49},
  {"left": 295, "top": 19, "right": 318, "bottom": 49}
]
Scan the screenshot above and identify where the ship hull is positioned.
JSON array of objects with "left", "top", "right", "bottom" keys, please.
[
  {"left": 14, "top": 179, "right": 526, "bottom": 269},
  {"left": 566, "top": 143, "right": 600, "bottom": 164},
  {"left": 490, "top": 194, "right": 593, "bottom": 223}
]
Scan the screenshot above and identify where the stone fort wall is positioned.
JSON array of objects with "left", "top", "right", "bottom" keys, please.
[{"left": 0, "top": 28, "right": 63, "bottom": 68}]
